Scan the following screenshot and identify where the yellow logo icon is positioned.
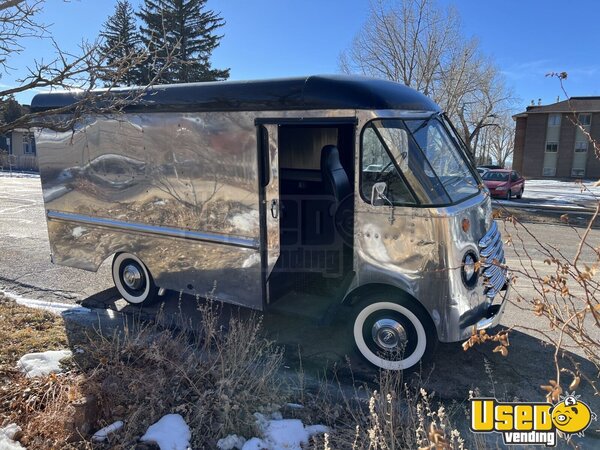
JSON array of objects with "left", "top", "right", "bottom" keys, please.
[
  {"left": 551, "top": 395, "right": 594, "bottom": 435},
  {"left": 470, "top": 394, "right": 596, "bottom": 446}
]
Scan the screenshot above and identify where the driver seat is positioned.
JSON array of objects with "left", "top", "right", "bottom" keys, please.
[
  {"left": 321, "top": 145, "right": 351, "bottom": 207},
  {"left": 320, "top": 145, "right": 353, "bottom": 250}
]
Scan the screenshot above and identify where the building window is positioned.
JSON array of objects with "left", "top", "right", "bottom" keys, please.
[
  {"left": 578, "top": 113, "right": 592, "bottom": 127},
  {"left": 548, "top": 114, "right": 561, "bottom": 127},
  {"left": 6, "top": 137, "right": 11, "bottom": 155},
  {"left": 545, "top": 142, "right": 558, "bottom": 153},
  {"left": 575, "top": 141, "right": 588, "bottom": 152},
  {"left": 22, "top": 133, "right": 36, "bottom": 155}
]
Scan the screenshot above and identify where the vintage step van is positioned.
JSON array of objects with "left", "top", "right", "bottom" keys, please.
[{"left": 31, "top": 75, "right": 509, "bottom": 370}]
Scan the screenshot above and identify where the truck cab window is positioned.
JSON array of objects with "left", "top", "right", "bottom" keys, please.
[{"left": 361, "top": 125, "right": 415, "bottom": 205}]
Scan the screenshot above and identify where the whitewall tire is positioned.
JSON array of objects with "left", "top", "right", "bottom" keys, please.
[
  {"left": 112, "top": 253, "right": 158, "bottom": 305},
  {"left": 352, "top": 299, "right": 434, "bottom": 371}
]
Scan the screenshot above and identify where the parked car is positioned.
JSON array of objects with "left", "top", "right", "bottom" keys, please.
[
  {"left": 481, "top": 169, "right": 524, "bottom": 200},
  {"left": 479, "top": 164, "right": 504, "bottom": 170}
]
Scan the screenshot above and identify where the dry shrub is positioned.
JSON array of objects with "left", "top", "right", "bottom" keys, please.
[
  {"left": 291, "top": 366, "right": 477, "bottom": 450},
  {"left": 1, "top": 373, "right": 95, "bottom": 449},
  {"left": 0, "top": 293, "right": 88, "bottom": 447},
  {"left": 80, "top": 299, "right": 285, "bottom": 448}
]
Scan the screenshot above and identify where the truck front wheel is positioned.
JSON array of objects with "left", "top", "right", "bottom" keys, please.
[
  {"left": 112, "top": 253, "right": 158, "bottom": 305},
  {"left": 351, "top": 294, "right": 436, "bottom": 371}
]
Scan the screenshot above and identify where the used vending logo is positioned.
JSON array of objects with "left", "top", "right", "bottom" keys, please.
[{"left": 470, "top": 394, "right": 596, "bottom": 446}]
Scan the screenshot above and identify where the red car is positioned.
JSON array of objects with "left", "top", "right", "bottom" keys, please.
[{"left": 481, "top": 169, "right": 525, "bottom": 200}]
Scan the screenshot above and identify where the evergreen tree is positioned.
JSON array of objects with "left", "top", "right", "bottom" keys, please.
[
  {"left": 99, "top": 0, "right": 142, "bottom": 86},
  {"left": 138, "top": 0, "right": 229, "bottom": 83},
  {"left": 2, "top": 97, "right": 24, "bottom": 125}
]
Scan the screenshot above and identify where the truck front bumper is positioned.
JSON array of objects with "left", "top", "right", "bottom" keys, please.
[{"left": 475, "top": 282, "right": 510, "bottom": 331}]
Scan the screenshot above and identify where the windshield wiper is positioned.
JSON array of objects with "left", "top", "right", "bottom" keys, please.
[{"left": 409, "top": 112, "right": 439, "bottom": 135}]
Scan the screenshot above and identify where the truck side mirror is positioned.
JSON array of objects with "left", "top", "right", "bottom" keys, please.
[{"left": 371, "top": 181, "right": 390, "bottom": 206}]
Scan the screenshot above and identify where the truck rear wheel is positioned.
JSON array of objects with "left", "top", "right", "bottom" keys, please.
[
  {"left": 351, "top": 293, "right": 436, "bottom": 371},
  {"left": 112, "top": 253, "right": 158, "bottom": 305}
]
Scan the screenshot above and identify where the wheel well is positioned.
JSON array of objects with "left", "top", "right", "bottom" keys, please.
[{"left": 343, "top": 283, "right": 437, "bottom": 337}]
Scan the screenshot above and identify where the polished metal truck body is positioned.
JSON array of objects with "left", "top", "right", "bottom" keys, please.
[{"left": 32, "top": 76, "right": 509, "bottom": 370}]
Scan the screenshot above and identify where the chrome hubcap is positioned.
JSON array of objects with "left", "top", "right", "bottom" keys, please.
[
  {"left": 122, "top": 264, "right": 143, "bottom": 290},
  {"left": 372, "top": 318, "right": 407, "bottom": 350}
]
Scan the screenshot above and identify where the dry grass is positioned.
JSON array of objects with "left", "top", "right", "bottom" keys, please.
[
  {"left": 0, "top": 292, "right": 88, "bottom": 448},
  {"left": 0, "top": 292, "right": 505, "bottom": 450},
  {"left": 0, "top": 292, "right": 69, "bottom": 379},
  {"left": 78, "top": 300, "right": 286, "bottom": 448},
  {"left": 0, "top": 294, "right": 287, "bottom": 448},
  {"left": 288, "top": 367, "right": 479, "bottom": 450}
]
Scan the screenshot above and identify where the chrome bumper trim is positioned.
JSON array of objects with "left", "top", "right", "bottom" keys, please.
[
  {"left": 476, "top": 282, "right": 510, "bottom": 331},
  {"left": 46, "top": 210, "right": 260, "bottom": 250}
]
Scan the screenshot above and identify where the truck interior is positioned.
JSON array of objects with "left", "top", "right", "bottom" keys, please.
[{"left": 267, "top": 123, "right": 356, "bottom": 320}]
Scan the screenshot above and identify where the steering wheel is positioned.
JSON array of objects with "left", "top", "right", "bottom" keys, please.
[{"left": 374, "top": 161, "right": 395, "bottom": 183}]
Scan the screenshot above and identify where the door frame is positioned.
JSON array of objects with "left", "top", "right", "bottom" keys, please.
[{"left": 255, "top": 116, "right": 358, "bottom": 308}]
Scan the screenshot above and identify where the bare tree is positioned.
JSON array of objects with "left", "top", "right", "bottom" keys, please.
[
  {"left": 0, "top": 0, "right": 173, "bottom": 135},
  {"left": 340, "top": 0, "right": 514, "bottom": 157},
  {"left": 477, "top": 112, "right": 514, "bottom": 167}
]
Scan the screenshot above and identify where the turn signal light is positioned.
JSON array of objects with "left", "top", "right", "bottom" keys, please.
[{"left": 462, "top": 218, "right": 471, "bottom": 233}]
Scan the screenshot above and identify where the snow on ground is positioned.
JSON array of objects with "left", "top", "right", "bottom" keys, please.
[
  {"left": 3, "top": 290, "right": 91, "bottom": 316},
  {"left": 140, "top": 414, "right": 191, "bottom": 450},
  {"left": 0, "top": 424, "right": 25, "bottom": 450},
  {"left": 494, "top": 179, "right": 600, "bottom": 211},
  {"left": 217, "top": 411, "right": 328, "bottom": 450},
  {"left": 92, "top": 421, "right": 124, "bottom": 442},
  {"left": 0, "top": 171, "right": 40, "bottom": 179},
  {"left": 17, "top": 349, "right": 72, "bottom": 377}
]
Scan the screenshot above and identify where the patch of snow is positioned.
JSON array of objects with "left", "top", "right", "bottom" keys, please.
[
  {"left": 72, "top": 226, "right": 86, "bottom": 238},
  {"left": 217, "top": 434, "right": 247, "bottom": 450},
  {"left": 92, "top": 421, "right": 124, "bottom": 442},
  {"left": 0, "top": 424, "right": 25, "bottom": 450},
  {"left": 17, "top": 349, "right": 72, "bottom": 377},
  {"left": 0, "top": 171, "right": 40, "bottom": 179},
  {"left": 8, "top": 291, "right": 90, "bottom": 316},
  {"left": 217, "top": 410, "right": 328, "bottom": 450},
  {"left": 284, "top": 403, "right": 304, "bottom": 410},
  {"left": 230, "top": 211, "right": 259, "bottom": 233},
  {"left": 242, "top": 437, "right": 266, "bottom": 450},
  {"left": 253, "top": 413, "right": 329, "bottom": 450},
  {"left": 263, "top": 419, "right": 309, "bottom": 449},
  {"left": 140, "top": 414, "right": 191, "bottom": 450},
  {"left": 153, "top": 199, "right": 166, "bottom": 206}
]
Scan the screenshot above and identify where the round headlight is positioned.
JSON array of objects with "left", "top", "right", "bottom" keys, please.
[{"left": 462, "top": 251, "right": 479, "bottom": 288}]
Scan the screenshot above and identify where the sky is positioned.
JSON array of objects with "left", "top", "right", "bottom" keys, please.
[{"left": 5, "top": 0, "right": 600, "bottom": 111}]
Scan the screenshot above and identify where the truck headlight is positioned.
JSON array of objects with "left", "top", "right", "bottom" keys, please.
[{"left": 462, "top": 251, "right": 479, "bottom": 288}]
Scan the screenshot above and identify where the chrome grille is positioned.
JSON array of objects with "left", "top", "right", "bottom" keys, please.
[{"left": 478, "top": 221, "right": 507, "bottom": 298}]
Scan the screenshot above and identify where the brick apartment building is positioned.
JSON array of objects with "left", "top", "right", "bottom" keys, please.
[{"left": 512, "top": 97, "right": 600, "bottom": 178}]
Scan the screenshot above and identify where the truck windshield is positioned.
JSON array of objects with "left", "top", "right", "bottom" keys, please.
[{"left": 362, "top": 117, "right": 480, "bottom": 206}]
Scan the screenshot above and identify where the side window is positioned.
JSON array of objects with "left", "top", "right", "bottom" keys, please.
[
  {"left": 361, "top": 125, "right": 415, "bottom": 205},
  {"left": 511, "top": 171, "right": 517, "bottom": 181}
]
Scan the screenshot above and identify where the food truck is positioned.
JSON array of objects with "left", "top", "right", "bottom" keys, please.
[{"left": 31, "top": 75, "right": 509, "bottom": 370}]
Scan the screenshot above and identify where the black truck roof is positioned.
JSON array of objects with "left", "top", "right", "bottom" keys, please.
[{"left": 30, "top": 75, "right": 439, "bottom": 114}]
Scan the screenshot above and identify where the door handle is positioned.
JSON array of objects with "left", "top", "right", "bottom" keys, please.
[{"left": 270, "top": 199, "right": 279, "bottom": 219}]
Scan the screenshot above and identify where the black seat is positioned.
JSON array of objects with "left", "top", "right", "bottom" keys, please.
[
  {"left": 320, "top": 145, "right": 353, "bottom": 247},
  {"left": 321, "top": 145, "right": 351, "bottom": 207}
]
